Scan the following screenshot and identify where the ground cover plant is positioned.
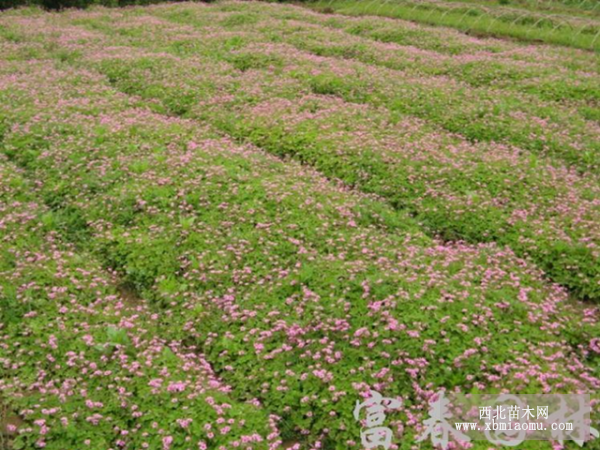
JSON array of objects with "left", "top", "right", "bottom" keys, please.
[
  {"left": 0, "top": 1, "right": 599, "bottom": 450},
  {"left": 5, "top": 1, "right": 598, "bottom": 299}
]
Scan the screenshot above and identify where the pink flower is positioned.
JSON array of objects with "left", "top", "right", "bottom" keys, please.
[
  {"left": 167, "top": 381, "right": 186, "bottom": 392},
  {"left": 163, "top": 436, "right": 173, "bottom": 450},
  {"left": 148, "top": 379, "right": 163, "bottom": 388},
  {"left": 177, "top": 418, "right": 193, "bottom": 428}
]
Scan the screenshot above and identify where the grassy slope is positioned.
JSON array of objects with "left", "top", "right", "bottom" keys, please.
[
  {"left": 441, "top": 0, "right": 600, "bottom": 16},
  {"left": 310, "top": 0, "right": 600, "bottom": 51}
]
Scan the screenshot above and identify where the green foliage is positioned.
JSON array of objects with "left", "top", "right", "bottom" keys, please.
[
  {"left": 1, "top": 0, "right": 213, "bottom": 11},
  {"left": 0, "top": 3, "right": 599, "bottom": 449}
]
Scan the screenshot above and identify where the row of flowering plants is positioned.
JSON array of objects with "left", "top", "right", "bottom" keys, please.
[
  {"left": 0, "top": 2, "right": 599, "bottom": 449},
  {"left": 5, "top": 1, "right": 598, "bottom": 299},
  {"left": 0, "top": 148, "right": 274, "bottom": 449}
]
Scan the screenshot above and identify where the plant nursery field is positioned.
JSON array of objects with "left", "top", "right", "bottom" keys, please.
[{"left": 0, "top": 1, "right": 599, "bottom": 449}]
